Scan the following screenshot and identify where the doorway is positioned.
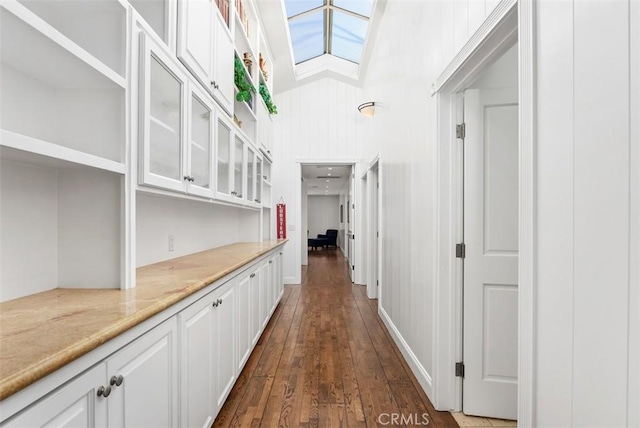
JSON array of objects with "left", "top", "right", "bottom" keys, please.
[
  {"left": 459, "top": 44, "right": 519, "bottom": 420},
  {"left": 300, "top": 162, "right": 355, "bottom": 278}
]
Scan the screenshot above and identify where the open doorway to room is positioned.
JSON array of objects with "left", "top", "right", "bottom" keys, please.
[{"left": 301, "top": 163, "right": 355, "bottom": 280}]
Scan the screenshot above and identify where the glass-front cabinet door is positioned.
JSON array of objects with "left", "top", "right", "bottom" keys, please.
[
  {"left": 233, "top": 136, "right": 245, "bottom": 200},
  {"left": 255, "top": 155, "right": 262, "bottom": 205},
  {"left": 140, "top": 33, "right": 187, "bottom": 192},
  {"left": 246, "top": 147, "right": 254, "bottom": 203},
  {"left": 186, "top": 82, "right": 214, "bottom": 198},
  {"left": 215, "top": 114, "right": 233, "bottom": 201}
]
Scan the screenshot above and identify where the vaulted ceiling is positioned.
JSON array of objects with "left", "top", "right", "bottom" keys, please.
[{"left": 256, "top": 0, "right": 386, "bottom": 93}]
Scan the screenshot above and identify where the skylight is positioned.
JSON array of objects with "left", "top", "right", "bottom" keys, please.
[{"left": 284, "top": 0, "right": 374, "bottom": 65}]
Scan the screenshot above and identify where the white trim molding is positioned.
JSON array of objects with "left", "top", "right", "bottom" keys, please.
[
  {"left": 379, "top": 306, "right": 433, "bottom": 398},
  {"left": 431, "top": 0, "right": 518, "bottom": 95},
  {"left": 517, "top": 0, "right": 537, "bottom": 425}
]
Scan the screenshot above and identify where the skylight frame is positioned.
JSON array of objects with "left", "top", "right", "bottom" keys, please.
[{"left": 285, "top": 0, "right": 372, "bottom": 66}]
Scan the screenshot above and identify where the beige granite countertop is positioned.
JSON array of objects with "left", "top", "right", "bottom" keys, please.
[{"left": 0, "top": 240, "right": 287, "bottom": 401}]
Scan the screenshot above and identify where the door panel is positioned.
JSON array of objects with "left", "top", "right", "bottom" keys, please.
[{"left": 463, "top": 87, "right": 518, "bottom": 420}]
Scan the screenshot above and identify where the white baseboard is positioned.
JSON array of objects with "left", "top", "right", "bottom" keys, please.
[
  {"left": 378, "top": 306, "right": 434, "bottom": 399},
  {"left": 284, "top": 276, "right": 298, "bottom": 285}
]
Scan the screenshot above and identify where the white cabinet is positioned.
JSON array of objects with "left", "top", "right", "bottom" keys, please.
[
  {"left": 232, "top": 135, "right": 246, "bottom": 202},
  {"left": 215, "top": 113, "right": 234, "bottom": 202},
  {"left": 212, "top": 280, "right": 236, "bottom": 411},
  {"left": 4, "top": 319, "right": 178, "bottom": 428},
  {"left": 259, "top": 258, "right": 271, "bottom": 329},
  {"left": 215, "top": 132, "right": 246, "bottom": 204},
  {"left": 236, "top": 270, "right": 252, "bottom": 372},
  {"left": 2, "top": 364, "right": 108, "bottom": 428},
  {"left": 179, "top": 290, "right": 216, "bottom": 428},
  {"left": 249, "top": 265, "right": 262, "bottom": 347},
  {"left": 140, "top": 33, "right": 215, "bottom": 198},
  {"left": 179, "top": 278, "right": 237, "bottom": 426},
  {"left": 246, "top": 144, "right": 262, "bottom": 207},
  {"left": 106, "top": 318, "right": 178, "bottom": 428},
  {"left": 185, "top": 83, "right": 215, "bottom": 198},
  {"left": 177, "top": 0, "right": 234, "bottom": 114},
  {"left": 139, "top": 32, "right": 186, "bottom": 192}
]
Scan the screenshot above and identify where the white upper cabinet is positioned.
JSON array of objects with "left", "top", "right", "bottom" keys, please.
[
  {"left": 140, "top": 33, "right": 216, "bottom": 198},
  {"left": 140, "top": 32, "right": 186, "bottom": 192},
  {"left": 215, "top": 113, "right": 235, "bottom": 202},
  {"left": 185, "top": 82, "right": 215, "bottom": 198},
  {"left": 177, "top": 0, "right": 235, "bottom": 114},
  {"left": 233, "top": 135, "right": 246, "bottom": 201},
  {"left": 177, "top": 0, "right": 213, "bottom": 88}
]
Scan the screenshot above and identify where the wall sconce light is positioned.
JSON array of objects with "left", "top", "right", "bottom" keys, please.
[{"left": 357, "top": 102, "right": 375, "bottom": 117}]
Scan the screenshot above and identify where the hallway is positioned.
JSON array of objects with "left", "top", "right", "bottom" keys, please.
[{"left": 214, "top": 249, "right": 458, "bottom": 427}]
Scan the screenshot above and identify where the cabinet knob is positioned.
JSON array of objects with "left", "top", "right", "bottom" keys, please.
[
  {"left": 269, "top": 261, "right": 272, "bottom": 264},
  {"left": 218, "top": 298, "right": 223, "bottom": 305},
  {"left": 212, "top": 301, "right": 217, "bottom": 307},
  {"left": 211, "top": 81, "right": 219, "bottom": 90},
  {"left": 97, "top": 385, "right": 112, "bottom": 398},
  {"left": 110, "top": 375, "right": 124, "bottom": 387},
  {"left": 250, "top": 273, "right": 255, "bottom": 278},
  {"left": 254, "top": 198, "right": 260, "bottom": 203}
]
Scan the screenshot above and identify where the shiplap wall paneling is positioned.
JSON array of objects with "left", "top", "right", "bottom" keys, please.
[{"left": 273, "top": 78, "right": 363, "bottom": 283}]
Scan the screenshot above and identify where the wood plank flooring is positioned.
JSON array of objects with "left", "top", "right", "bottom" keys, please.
[{"left": 214, "top": 249, "right": 459, "bottom": 427}]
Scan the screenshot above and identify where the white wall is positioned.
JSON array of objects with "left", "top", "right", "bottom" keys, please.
[
  {"left": 136, "top": 193, "right": 259, "bottom": 267},
  {"left": 356, "top": 0, "right": 639, "bottom": 424},
  {"left": 535, "top": 1, "right": 639, "bottom": 425},
  {"left": 307, "top": 195, "right": 339, "bottom": 238},
  {"left": 1, "top": 159, "right": 122, "bottom": 302},
  {"left": 272, "top": 78, "right": 364, "bottom": 284}
]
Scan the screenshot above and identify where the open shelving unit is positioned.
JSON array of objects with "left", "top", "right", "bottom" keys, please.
[{"left": 0, "top": 1, "right": 127, "bottom": 301}]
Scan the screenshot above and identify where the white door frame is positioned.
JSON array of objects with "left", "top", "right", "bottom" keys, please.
[
  {"left": 363, "top": 155, "right": 381, "bottom": 300},
  {"left": 295, "top": 159, "right": 365, "bottom": 285},
  {"left": 431, "top": 0, "right": 536, "bottom": 425}
]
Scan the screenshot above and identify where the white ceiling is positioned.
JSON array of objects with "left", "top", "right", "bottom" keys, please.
[{"left": 302, "top": 164, "right": 351, "bottom": 195}]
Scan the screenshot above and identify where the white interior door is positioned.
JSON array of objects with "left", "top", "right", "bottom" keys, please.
[{"left": 463, "top": 87, "right": 518, "bottom": 420}]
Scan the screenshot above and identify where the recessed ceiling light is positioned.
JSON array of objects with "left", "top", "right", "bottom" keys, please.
[
  {"left": 327, "top": 173, "right": 332, "bottom": 176},
  {"left": 326, "top": 179, "right": 330, "bottom": 182},
  {"left": 328, "top": 167, "right": 333, "bottom": 170}
]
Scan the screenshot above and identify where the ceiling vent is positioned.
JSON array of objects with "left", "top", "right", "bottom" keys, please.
[{"left": 316, "top": 175, "right": 341, "bottom": 179}]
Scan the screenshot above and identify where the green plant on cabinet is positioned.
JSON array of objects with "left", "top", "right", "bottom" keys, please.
[
  {"left": 259, "top": 82, "right": 278, "bottom": 115},
  {"left": 234, "top": 56, "right": 256, "bottom": 106}
]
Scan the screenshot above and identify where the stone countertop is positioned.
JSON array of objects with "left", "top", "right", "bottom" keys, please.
[{"left": 0, "top": 240, "right": 287, "bottom": 401}]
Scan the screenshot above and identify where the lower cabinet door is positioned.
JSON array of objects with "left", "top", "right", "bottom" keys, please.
[
  {"left": 106, "top": 318, "right": 178, "bottom": 428},
  {"left": 3, "top": 364, "right": 108, "bottom": 428},
  {"left": 236, "top": 271, "right": 252, "bottom": 373},
  {"left": 250, "top": 266, "right": 261, "bottom": 346},
  {"left": 179, "top": 293, "right": 216, "bottom": 428},
  {"left": 212, "top": 281, "right": 236, "bottom": 412}
]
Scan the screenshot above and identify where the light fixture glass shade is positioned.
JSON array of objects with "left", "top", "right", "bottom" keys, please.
[{"left": 358, "top": 101, "right": 375, "bottom": 117}]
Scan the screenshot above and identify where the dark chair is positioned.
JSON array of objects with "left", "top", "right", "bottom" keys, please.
[{"left": 317, "top": 229, "right": 338, "bottom": 248}]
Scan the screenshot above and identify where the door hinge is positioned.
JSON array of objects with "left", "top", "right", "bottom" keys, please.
[
  {"left": 377, "top": 231, "right": 379, "bottom": 238},
  {"left": 455, "top": 362, "right": 465, "bottom": 378},
  {"left": 352, "top": 265, "right": 355, "bottom": 271},
  {"left": 377, "top": 182, "right": 379, "bottom": 189},
  {"left": 456, "top": 243, "right": 466, "bottom": 259},
  {"left": 456, "top": 123, "right": 466, "bottom": 139},
  {"left": 376, "top": 280, "right": 379, "bottom": 286}
]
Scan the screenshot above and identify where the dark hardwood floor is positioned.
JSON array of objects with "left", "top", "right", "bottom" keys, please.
[{"left": 214, "top": 248, "right": 459, "bottom": 427}]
